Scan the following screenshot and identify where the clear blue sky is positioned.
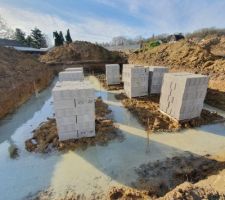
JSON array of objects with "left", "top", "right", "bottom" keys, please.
[{"left": 1, "top": 0, "right": 225, "bottom": 43}]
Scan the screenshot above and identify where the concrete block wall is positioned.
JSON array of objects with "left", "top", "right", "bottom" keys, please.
[
  {"left": 160, "top": 72, "right": 209, "bottom": 121},
  {"left": 123, "top": 65, "right": 149, "bottom": 98},
  {"left": 52, "top": 81, "right": 95, "bottom": 141},
  {"left": 59, "top": 71, "right": 84, "bottom": 82},
  {"left": 148, "top": 66, "right": 168, "bottom": 94},
  {"left": 105, "top": 64, "right": 120, "bottom": 85}
]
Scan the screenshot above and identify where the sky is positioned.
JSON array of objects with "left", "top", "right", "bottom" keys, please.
[{"left": 1, "top": 0, "right": 225, "bottom": 44}]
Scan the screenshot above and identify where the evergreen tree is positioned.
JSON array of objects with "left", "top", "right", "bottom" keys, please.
[
  {"left": 26, "top": 35, "right": 34, "bottom": 47},
  {"left": 59, "top": 31, "right": 64, "bottom": 44},
  {"left": 30, "top": 27, "right": 47, "bottom": 48},
  {"left": 14, "top": 28, "right": 26, "bottom": 45},
  {"left": 53, "top": 31, "right": 62, "bottom": 46},
  {"left": 65, "top": 29, "right": 72, "bottom": 43}
]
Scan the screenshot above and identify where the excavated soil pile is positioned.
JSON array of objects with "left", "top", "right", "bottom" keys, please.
[
  {"left": 115, "top": 93, "right": 224, "bottom": 132},
  {"left": 129, "top": 40, "right": 224, "bottom": 80},
  {"left": 128, "top": 40, "right": 225, "bottom": 111},
  {"left": 40, "top": 41, "right": 124, "bottom": 64},
  {"left": 158, "top": 182, "right": 225, "bottom": 200},
  {"left": 133, "top": 154, "right": 225, "bottom": 198},
  {"left": 25, "top": 97, "right": 123, "bottom": 153},
  {"left": 95, "top": 74, "right": 124, "bottom": 91},
  {"left": 0, "top": 46, "right": 54, "bottom": 119}
]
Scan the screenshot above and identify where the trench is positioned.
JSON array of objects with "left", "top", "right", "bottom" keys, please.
[{"left": 0, "top": 76, "right": 225, "bottom": 199}]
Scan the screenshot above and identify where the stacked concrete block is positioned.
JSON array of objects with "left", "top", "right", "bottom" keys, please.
[
  {"left": 52, "top": 81, "right": 95, "bottom": 141},
  {"left": 105, "top": 64, "right": 120, "bottom": 85},
  {"left": 59, "top": 71, "right": 84, "bottom": 82},
  {"left": 123, "top": 65, "right": 149, "bottom": 98},
  {"left": 148, "top": 66, "right": 168, "bottom": 94},
  {"left": 159, "top": 72, "right": 209, "bottom": 121},
  {"left": 65, "top": 67, "right": 84, "bottom": 73},
  {"left": 122, "top": 64, "right": 133, "bottom": 82}
]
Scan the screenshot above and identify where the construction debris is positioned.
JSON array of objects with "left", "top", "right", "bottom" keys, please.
[
  {"left": 115, "top": 93, "right": 224, "bottom": 132},
  {"left": 25, "top": 97, "right": 123, "bottom": 153}
]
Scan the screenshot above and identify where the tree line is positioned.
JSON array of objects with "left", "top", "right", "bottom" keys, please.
[
  {"left": 14, "top": 27, "right": 48, "bottom": 48},
  {"left": 14, "top": 27, "right": 73, "bottom": 48},
  {"left": 53, "top": 29, "right": 73, "bottom": 46}
]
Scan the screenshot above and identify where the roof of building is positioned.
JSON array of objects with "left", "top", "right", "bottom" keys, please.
[{"left": 0, "top": 38, "right": 28, "bottom": 47}]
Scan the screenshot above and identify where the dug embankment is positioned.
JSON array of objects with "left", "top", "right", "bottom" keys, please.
[
  {"left": 128, "top": 40, "right": 225, "bottom": 111},
  {"left": 0, "top": 46, "right": 54, "bottom": 119}
]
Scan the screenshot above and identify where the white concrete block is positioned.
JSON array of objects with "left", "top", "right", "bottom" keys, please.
[
  {"left": 147, "top": 66, "right": 168, "bottom": 94},
  {"left": 59, "top": 71, "right": 84, "bottom": 82},
  {"left": 52, "top": 81, "right": 95, "bottom": 141},
  {"left": 105, "top": 64, "right": 120, "bottom": 85},
  {"left": 65, "top": 67, "right": 84, "bottom": 72},
  {"left": 159, "top": 72, "right": 209, "bottom": 121},
  {"left": 123, "top": 65, "right": 149, "bottom": 98}
]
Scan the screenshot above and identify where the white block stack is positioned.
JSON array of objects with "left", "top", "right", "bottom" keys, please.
[
  {"left": 59, "top": 71, "right": 84, "bottom": 82},
  {"left": 65, "top": 67, "right": 84, "bottom": 72},
  {"left": 105, "top": 64, "right": 120, "bottom": 85},
  {"left": 52, "top": 81, "right": 95, "bottom": 141},
  {"left": 123, "top": 65, "right": 149, "bottom": 98},
  {"left": 148, "top": 66, "right": 168, "bottom": 94},
  {"left": 160, "top": 72, "right": 209, "bottom": 121},
  {"left": 122, "top": 64, "right": 133, "bottom": 82}
]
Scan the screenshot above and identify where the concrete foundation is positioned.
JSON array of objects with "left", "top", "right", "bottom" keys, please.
[
  {"left": 52, "top": 81, "right": 95, "bottom": 141},
  {"left": 148, "top": 66, "right": 168, "bottom": 94},
  {"left": 159, "top": 72, "right": 209, "bottom": 121},
  {"left": 59, "top": 71, "right": 84, "bottom": 82},
  {"left": 105, "top": 64, "right": 120, "bottom": 85},
  {"left": 123, "top": 64, "right": 149, "bottom": 98}
]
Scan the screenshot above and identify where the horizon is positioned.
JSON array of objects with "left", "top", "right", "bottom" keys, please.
[{"left": 1, "top": 0, "right": 225, "bottom": 44}]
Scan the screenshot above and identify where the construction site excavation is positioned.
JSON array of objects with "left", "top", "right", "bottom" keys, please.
[{"left": 0, "top": 23, "right": 225, "bottom": 199}]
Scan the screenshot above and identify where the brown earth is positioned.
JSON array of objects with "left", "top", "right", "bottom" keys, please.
[
  {"left": 40, "top": 41, "right": 125, "bottom": 64},
  {"left": 95, "top": 73, "right": 124, "bottom": 91},
  {"left": 25, "top": 97, "right": 123, "bottom": 153},
  {"left": 0, "top": 46, "right": 54, "bottom": 119},
  {"left": 128, "top": 39, "right": 225, "bottom": 110},
  {"left": 115, "top": 93, "right": 224, "bottom": 132}
]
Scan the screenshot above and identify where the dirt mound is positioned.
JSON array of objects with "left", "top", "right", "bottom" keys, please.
[
  {"left": 115, "top": 93, "right": 224, "bottom": 132},
  {"left": 133, "top": 154, "right": 225, "bottom": 197},
  {"left": 128, "top": 40, "right": 225, "bottom": 80},
  {"left": 159, "top": 182, "right": 225, "bottom": 200},
  {"left": 40, "top": 41, "right": 124, "bottom": 64},
  {"left": 0, "top": 46, "right": 54, "bottom": 119},
  {"left": 25, "top": 97, "right": 123, "bottom": 153}
]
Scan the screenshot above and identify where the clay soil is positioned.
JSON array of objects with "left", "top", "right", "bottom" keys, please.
[
  {"left": 115, "top": 93, "right": 225, "bottom": 132},
  {"left": 0, "top": 46, "right": 54, "bottom": 119},
  {"left": 25, "top": 97, "right": 123, "bottom": 153},
  {"left": 128, "top": 39, "right": 225, "bottom": 111},
  {"left": 40, "top": 41, "right": 125, "bottom": 64},
  {"left": 95, "top": 73, "right": 124, "bottom": 91}
]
